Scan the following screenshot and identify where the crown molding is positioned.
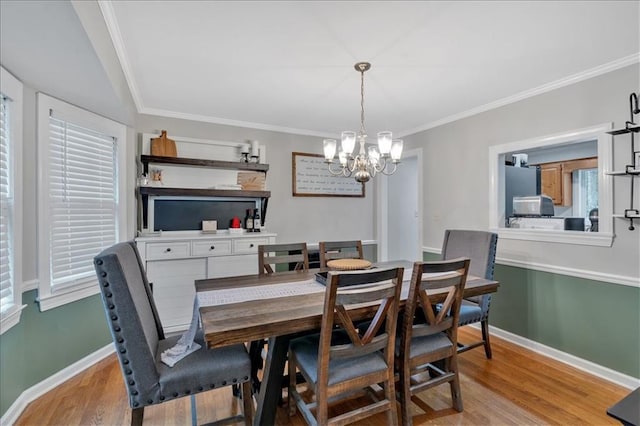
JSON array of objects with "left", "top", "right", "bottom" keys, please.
[
  {"left": 139, "top": 107, "right": 335, "bottom": 138},
  {"left": 98, "top": 0, "right": 145, "bottom": 112},
  {"left": 399, "top": 53, "right": 640, "bottom": 137}
]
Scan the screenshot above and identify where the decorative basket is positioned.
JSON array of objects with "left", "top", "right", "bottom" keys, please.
[{"left": 326, "top": 259, "right": 372, "bottom": 271}]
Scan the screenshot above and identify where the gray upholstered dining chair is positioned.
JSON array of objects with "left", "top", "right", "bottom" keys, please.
[
  {"left": 318, "top": 240, "right": 364, "bottom": 268},
  {"left": 288, "top": 267, "right": 404, "bottom": 425},
  {"left": 396, "top": 258, "right": 470, "bottom": 425},
  {"left": 93, "top": 241, "right": 253, "bottom": 426},
  {"left": 441, "top": 229, "right": 498, "bottom": 358}
]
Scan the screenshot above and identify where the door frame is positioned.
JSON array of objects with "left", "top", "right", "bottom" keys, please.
[{"left": 376, "top": 148, "right": 424, "bottom": 262}]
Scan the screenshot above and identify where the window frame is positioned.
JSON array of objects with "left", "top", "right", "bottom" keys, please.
[
  {"left": 488, "top": 123, "right": 614, "bottom": 247},
  {"left": 37, "top": 93, "right": 127, "bottom": 311},
  {"left": 0, "top": 66, "right": 25, "bottom": 334}
]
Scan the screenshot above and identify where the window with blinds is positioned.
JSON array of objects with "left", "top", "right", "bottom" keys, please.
[
  {"left": 0, "top": 66, "right": 24, "bottom": 333},
  {"left": 37, "top": 93, "right": 126, "bottom": 310},
  {"left": 47, "top": 117, "right": 118, "bottom": 288},
  {"left": 0, "top": 95, "right": 13, "bottom": 312}
]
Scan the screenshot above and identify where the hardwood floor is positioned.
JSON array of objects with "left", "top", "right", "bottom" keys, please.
[{"left": 15, "top": 328, "right": 629, "bottom": 425}]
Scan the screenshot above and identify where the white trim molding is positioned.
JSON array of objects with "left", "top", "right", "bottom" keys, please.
[
  {"left": 488, "top": 123, "right": 614, "bottom": 247},
  {"left": 37, "top": 284, "right": 101, "bottom": 311},
  {"left": 496, "top": 228, "right": 614, "bottom": 247},
  {"left": 496, "top": 256, "right": 639, "bottom": 288},
  {"left": 422, "top": 246, "right": 639, "bottom": 288},
  {"left": 21, "top": 279, "right": 39, "bottom": 292},
  {"left": 487, "top": 325, "right": 640, "bottom": 390},
  {"left": 0, "top": 304, "right": 27, "bottom": 335},
  {"left": 0, "top": 66, "right": 24, "bottom": 335},
  {"left": 0, "top": 344, "right": 114, "bottom": 426}
]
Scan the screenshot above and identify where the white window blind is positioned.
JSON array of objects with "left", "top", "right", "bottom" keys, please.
[
  {"left": 37, "top": 93, "right": 126, "bottom": 310},
  {"left": 0, "top": 95, "right": 13, "bottom": 311},
  {"left": 47, "top": 114, "right": 118, "bottom": 289},
  {"left": 1, "top": 66, "right": 24, "bottom": 333}
]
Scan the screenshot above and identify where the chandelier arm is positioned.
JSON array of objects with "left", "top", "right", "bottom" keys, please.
[
  {"left": 326, "top": 161, "right": 351, "bottom": 176},
  {"left": 378, "top": 161, "right": 399, "bottom": 176}
]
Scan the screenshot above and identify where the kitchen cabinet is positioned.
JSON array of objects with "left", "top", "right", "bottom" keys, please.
[
  {"left": 137, "top": 233, "right": 276, "bottom": 332},
  {"left": 539, "top": 162, "right": 563, "bottom": 205},
  {"left": 538, "top": 157, "right": 598, "bottom": 206}
]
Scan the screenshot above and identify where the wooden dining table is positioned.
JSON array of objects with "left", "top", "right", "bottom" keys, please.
[{"left": 195, "top": 260, "right": 499, "bottom": 426}]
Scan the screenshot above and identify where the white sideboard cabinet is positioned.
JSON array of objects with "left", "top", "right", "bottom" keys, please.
[{"left": 136, "top": 232, "right": 276, "bottom": 332}]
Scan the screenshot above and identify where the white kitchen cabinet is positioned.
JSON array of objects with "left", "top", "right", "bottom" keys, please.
[{"left": 136, "top": 232, "right": 276, "bottom": 332}]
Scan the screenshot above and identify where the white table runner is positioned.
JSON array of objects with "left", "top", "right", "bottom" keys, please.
[{"left": 197, "top": 278, "right": 325, "bottom": 307}]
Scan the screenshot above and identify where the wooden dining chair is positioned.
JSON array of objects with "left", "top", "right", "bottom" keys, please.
[
  {"left": 258, "top": 242, "right": 309, "bottom": 275},
  {"left": 93, "top": 241, "right": 253, "bottom": 426},
  {"left": 318, "top": 240, "right": 364, "bottom": 268},
  {"left": 441, "top": 229, "right": 498, "bottom": 358},
  {"left": 288, "top": 266, "right": 404, "bottom": 426},
  {"left": 250, "top": 242, "right": 311, "bottom": 393},
  {"left": 396, "top": 258, "right": 470, "bottom": 426}
]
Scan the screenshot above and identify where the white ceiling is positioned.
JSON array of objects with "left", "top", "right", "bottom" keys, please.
[
  {"left": 3, "top": 1, "right": 636, "bottom": 138},
  {"left": 102, "top": 1, "right": 639, "bottom": 138}
]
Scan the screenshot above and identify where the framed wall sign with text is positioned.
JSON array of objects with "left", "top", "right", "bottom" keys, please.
[{"left": 292, "top": 152, "right": 365, "bottom": 197}]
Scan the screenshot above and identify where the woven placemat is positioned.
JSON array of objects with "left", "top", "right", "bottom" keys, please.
[{"left": 326, "top": 259, "right": 372, "bottom": 271}]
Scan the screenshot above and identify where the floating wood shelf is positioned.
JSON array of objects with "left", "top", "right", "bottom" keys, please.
[
  {"left": 140, "top": 155, "right": 269, "bottom": 174},
  {"left": 139, "top": 186, "right": 270, "bottom": 198}
]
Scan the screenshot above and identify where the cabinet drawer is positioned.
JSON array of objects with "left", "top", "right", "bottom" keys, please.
[
  {"left": 233, "top": 237, "right": 270, "bottom": 254},
  {"left": 146, "top": 241, "right": 190, "bottom": 260},
  {"left": 192, "top": 239, "right": 232, "bottom": 256}
]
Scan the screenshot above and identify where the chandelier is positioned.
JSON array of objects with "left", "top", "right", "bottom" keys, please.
[{"left": 323, "top": 62, "right": 403, "bottom": 183}]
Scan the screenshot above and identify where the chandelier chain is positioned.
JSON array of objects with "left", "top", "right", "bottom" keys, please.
[{"left": 360, "top": 68, "right": 366, "bottom": 136}]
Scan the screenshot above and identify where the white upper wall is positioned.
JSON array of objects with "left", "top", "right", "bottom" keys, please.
[
  {"left": 135, "top": 114, "right": 376, "bottom": 246},
  {"left": 404, "top": 64, "right": 640, "bottom": 282}
]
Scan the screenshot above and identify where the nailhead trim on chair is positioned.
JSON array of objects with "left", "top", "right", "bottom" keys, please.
[{"left": 95, "top": 250, "right": 254, "bottom": 413}]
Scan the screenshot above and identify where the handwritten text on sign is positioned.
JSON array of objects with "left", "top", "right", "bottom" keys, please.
[{"left": 292, "top": 153, "right": 364, "bottom": 197}]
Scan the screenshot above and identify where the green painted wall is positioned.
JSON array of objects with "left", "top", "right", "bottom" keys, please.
[
  {"left": 0, "top": 290, "right": 112, "bottom": 417},
  {"left": 424, "top": 251, "right": 640, "bottom": 378},
  {"left": 2, "top": 257, "right": 638, "bottom": 418},
  {"left": 490, "top": 265, "right": 640, "bottom": 378}
]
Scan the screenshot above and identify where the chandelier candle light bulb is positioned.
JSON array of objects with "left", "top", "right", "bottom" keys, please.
[
  {"left": 323, "top": 139, "right": 337, "bottom": 160},
  {"left": 323, "top": 62, "right": 402, "bottom": 182}
]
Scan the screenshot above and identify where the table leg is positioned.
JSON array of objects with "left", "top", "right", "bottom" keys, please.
[{"left": 254, "top": 335, "right": 291, "bottom": 426}]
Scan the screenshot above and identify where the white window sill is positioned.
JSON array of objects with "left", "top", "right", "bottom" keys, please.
[
  {"left": 37, "top": 283, "right": 100, "bottom": 311},
  {"left": 1, "top": 304, "right": 27, "bottom": 335},
  {"left": 495, "top": 228, "right": 614, "bottom": 247}
]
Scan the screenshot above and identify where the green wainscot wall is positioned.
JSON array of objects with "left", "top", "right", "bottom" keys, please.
[
  {"left": 423, "top": 252, "right": 640, "bottom": 379},
  {"left": 0, "top": 290, "right": 112, "bottom": 417}
]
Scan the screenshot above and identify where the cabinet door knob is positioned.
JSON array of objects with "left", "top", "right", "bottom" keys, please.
[
  {"left": 165, "top": 248, "right": 171, "bottom": 252},
  {"left": 250, "top": 243, "right": 254, "bottom": 248},
  {"left": 210, "top": 245, "right": 215, "bottom": 250}
]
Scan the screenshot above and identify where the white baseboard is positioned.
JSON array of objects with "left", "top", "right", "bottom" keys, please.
[
  {"left": 483, "top": 324, "right": 640, "bottom": 390},
  {"left": 1, "top": 344, "right": 114, "bottom": 426}
]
